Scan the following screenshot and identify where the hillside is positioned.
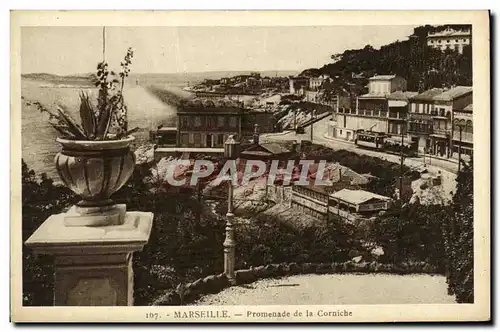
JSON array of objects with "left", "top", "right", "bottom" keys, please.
[{"left": 300, "top": 25, "right": 472, "bottom": 92}]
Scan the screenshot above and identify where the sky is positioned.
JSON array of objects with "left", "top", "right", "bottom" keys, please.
[{"left": 21, "top": 25, "right": 417, "bottom": 75}]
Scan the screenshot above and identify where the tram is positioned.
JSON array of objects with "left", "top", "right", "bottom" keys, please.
[
  {"left": 354, "top": 129, "right": 418, "bottom": 157},
  {"left": 354, "top": 130, "right": 386, "bottom": 149}
]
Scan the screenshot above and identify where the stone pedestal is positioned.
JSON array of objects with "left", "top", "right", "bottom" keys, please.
[{"left": 25, "top": 210, "right": 153, "bottom": 306}]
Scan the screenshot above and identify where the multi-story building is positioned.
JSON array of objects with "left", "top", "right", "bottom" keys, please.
[
  {"left": 452, "top": 103, "right": 473, "bottom": 158},
  {"left": 407, "top": 88, "right": 444, "bottom": 154},
  {"left": 387, "top": 91, "right": 418, "bottom": 135},
  {"left": 309, "top": 75, "right": 329, "bottom": 90},
  {"left": 289, "top": 76, "right": 310, "bottom": 95},
  {"left": 175, "top": 98, "right": 277, "bottom": 148},
  {"left": 431, "top": 86, "right": 472, "bottom": 157},
  {"left": 408, "top": 86, "right": 472, "bottom": 157},
  {"left": 331, "top": 75, "right": 414, "bottom": 142},
  {"left": 176, "top": 99, "right": 244, "bottom": 148},
  {"left": 426, "top": 27, "right": 472, "bottom": 54},
  {"left": 365, "top": 75, "right": 407, "bottom": 96}
]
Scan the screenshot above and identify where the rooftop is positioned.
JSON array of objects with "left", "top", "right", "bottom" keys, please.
[
  {"left": 307, "top": 163, "right": 370, "bottom": 186},
  {"left": 330, "top": 189, "right": 392, "bottom": 205},
  {"left": 358, "top": 93, "right": 389, "bottom": 99},
  {"left": 179, "top": 98, "right": 245, "bottom": 111},
  {"left": 409, "top": 88, "right": 445, "bottom": 101},
  {"left": 155, "top": 126, "right": 177, "bottom": 133},
  {"left": 388, "top": 91, "right": 419, "bottom": 101},
  {"left": 427, "top": 28, "right": 471, "bottom": 38},
  {"left": 433, "top": 86, "right": 472, "bottom": 101},
  {"left": 369, "top": 75, "right": 396, "bottom": 81}
]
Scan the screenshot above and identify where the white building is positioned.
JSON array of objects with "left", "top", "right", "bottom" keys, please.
[
  {"left": 309, "top": 75, "right": 329, "bottom": 90},
  {"left": 426, "top": 27, "right": 472, "bottom": 54},
  {"left": 366, "top": 75, "right": 407, "bottom": 96}
]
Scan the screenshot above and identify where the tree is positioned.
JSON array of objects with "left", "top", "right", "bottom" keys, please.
[
  {"left": 445, "top": 157, "right": 474, "bottom": 303},
  {"left": 301, "top": 24, "right": 472, "bottom": 91}
]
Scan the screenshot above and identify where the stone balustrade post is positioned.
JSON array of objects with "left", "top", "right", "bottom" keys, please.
[{"left": 25, "top": 206, "right": 153, "bottom": 306}]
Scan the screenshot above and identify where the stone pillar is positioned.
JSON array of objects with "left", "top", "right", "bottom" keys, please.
[{"left": 25, "top": 209, "right": 153, "bottom": 306}]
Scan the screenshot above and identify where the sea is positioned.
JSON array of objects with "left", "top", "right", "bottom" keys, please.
[{"left": 21, "top": 75, "right": 188, "bottom": 181}]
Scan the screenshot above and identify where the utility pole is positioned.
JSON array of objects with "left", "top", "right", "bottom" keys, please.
[
  {"left": 399, "top": 126, "right": 405, "bottom": 202},
  {"left": 457, "top": 124, "right": 464, "bottom": 173},
  {"left": 310, "top": 109, "right": 315, "bottom": 141}
]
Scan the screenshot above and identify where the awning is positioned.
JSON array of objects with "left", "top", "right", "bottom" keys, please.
[{"left": 388, "top": 100, "right": 408, "bottom": 107}]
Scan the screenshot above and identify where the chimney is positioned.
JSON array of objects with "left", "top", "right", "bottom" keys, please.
[{"left": 253, "top": 123, "right": 260, "bottom": 144}]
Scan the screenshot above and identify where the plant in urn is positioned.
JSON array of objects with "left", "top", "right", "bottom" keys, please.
[{"left": 41, "top": 47, "right": 140, "bottom": 226}]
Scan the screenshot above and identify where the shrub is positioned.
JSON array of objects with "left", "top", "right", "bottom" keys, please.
[{"left": 22, "top": 160, "right": 77, "bottom": 306}]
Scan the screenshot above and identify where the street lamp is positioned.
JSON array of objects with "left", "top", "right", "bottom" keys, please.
[{"left": 223, "top": 135, "right": 240, "bottom": 285}]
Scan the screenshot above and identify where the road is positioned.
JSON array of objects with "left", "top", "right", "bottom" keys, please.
[{"left": 262, "top": 116, "right": 458, "bottom": 196}]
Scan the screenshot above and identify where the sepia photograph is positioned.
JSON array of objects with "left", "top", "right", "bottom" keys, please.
[{"left": 10, "top": 10, "right": 490, "bottom": 323}]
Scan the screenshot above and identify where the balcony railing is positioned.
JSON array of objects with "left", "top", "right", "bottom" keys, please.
[
  {"left": 357, "top": 109, "right": 387, "bottom": 118},
  {"left": 408, "top": 127, "right": 433, "bottom": 134},
  {"left": 409, "top": 113, "right": 432, "bottom": 121},
  {"left": 430, "top": 110, "right": 451, "bottom": 119},
  {"left": 432, "top": 128, "right": 450, "bottom": 136}
]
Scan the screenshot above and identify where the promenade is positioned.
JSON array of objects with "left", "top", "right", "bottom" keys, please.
[{"left": 196, "top": 273, "right": 456, "bottom": 305}]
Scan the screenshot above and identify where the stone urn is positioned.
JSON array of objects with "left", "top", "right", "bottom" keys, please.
[{"left": 54, "top": 136, "right": 136, "bottom": 226}]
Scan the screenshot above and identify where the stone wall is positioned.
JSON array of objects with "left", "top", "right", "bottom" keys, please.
[{"left": 151, "top": 261, "right": 439, "bottom": 306}]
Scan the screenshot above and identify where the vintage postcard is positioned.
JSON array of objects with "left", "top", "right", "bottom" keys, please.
[{"left": 10, "top": 10, "right": 490, "bottom": 323}]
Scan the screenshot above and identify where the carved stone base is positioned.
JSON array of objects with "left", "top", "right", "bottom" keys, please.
[
  {"left": 64, "top": 204, "right": 127, "bottom": 227},
  {"left": 25, "top": 210, "right": 154, "bottom": 306}
]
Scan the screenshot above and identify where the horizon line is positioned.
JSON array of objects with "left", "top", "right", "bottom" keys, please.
[{"left": 21, "top": 69, "right": 302, "bottom": 77}]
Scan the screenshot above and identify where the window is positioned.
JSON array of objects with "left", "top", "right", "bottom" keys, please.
[
  {"left": 466, "top": 120, "right": 473, "bottom": 133},
  {"left": 217, "top": 116, "right": 225, "bottom": 127},
  {"left": 447, "top": 39, "right": 450, "bottom": 43},
  {"left": 339, "top": 130, "right": 343, "bottom": 135},
  {"left": 194, "top": 116, "right": 201, "bottom": 127},
  {"left": 430, "top": 40, "right": 434, "bottom": 44},
  {"left": 217, "top": 134, "right": 224, "bottom": 146},
  {"left": 181, "top": 116, "right": 189, "bottom": 128},
  {"left": 229, "top": 116, "right": 237, "bottom": 128},
  {"left": 194, "top": 133, "right": 201, "bottom": 147},
  {"left": 455, "top": 39, "right": 459, "bottom": 42},
  {"left": 181, "top": 133, "right": 189, "bottom": 146}
]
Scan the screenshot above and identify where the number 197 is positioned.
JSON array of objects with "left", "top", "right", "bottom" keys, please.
[{"left": 146, "top": 313, "right": 159, "bottom": 320}]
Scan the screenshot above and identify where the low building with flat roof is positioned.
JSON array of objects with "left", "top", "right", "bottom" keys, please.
[{"left": 328, "top": 189, "right": 393, "bottom": 223}]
